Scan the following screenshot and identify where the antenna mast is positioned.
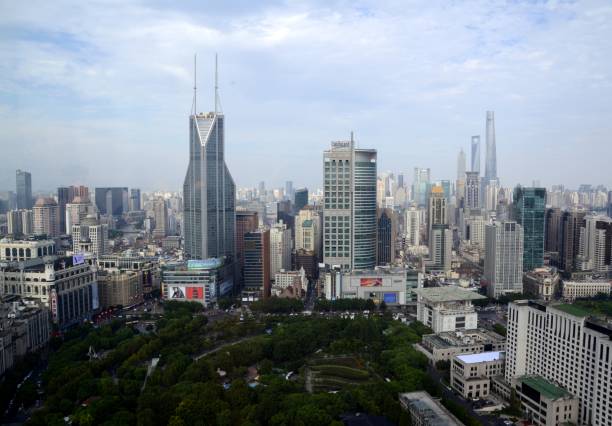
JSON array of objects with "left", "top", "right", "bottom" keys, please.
[
  {"left": 214, "top": 53, "right": 218, "bottom": 114},
  {"left": 193, "top": 54, "right": 197, "bottom": 115}
]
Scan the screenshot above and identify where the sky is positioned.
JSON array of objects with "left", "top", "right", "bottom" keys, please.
[{"left": 1, "top": 0, "right": 612, "bottom": 193}]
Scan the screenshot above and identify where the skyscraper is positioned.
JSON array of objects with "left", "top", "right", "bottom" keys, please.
[
  {"left": 484, "top": 221, "right": 523, "bottom": 298},
  {"left": 428, "top": 224, "right": 452, "bottom": 273},
  {"left": 404, "top": 206, "right": 421, "bottom": 247},
  {"left": 152, "top": 198, "right": 168, "bottom": 238},
  {"left": 457, "top": 148, "right": 466, "bottom": 181},
  {"left": 294, "top": 188, "right": 308, "bottom": 213},
  {"left": 412, "top": 168, "right": 431, "bottom": 207},
  {"left": 376, "top": 208, "right": 396, "bottom": 266},
  {"left": 578, "top": 215, "right": 612, "bottom": 273},
  {"left": 559, "top": 209, "right": 586, "bottom": 272},
  {"left": 33, "top": 197, "right": 60, "bottom": 237},
  {"left": 94, "top": 187, "right": 128, "bottom": 217},
  {"left": 323, "top": 138, "right": 377, "bottom": 270},
  {"left": 512, "top": 187, "right": 546, "bottom": 271},
  {"left": 464, "top": 171, "right": 481, "bottom": 210},
  {"left": 130, "top": 188, "right": 141, "bottom": 211},
  {"left": 544, "top": 207, "right": 563, "bottom": 253},
  {"left": 484, "top": 111, "right": 497, "bottom": 182},
  {"left": 284, "top": 181, "right": 294, "bottom": 201},
  {"left": 470, "top": 136, "right": 480, "bottom": 174},
  {"left": 427, "top": 185, "right": 447, "bottom": 241},
  {"left": 16, "top": 169, "right": 32, "bottom": 210},
  {"left": 183, "top": 61, "right": 235, "bottom": 262},
  {"left": 269, "top": 221, "right": 292, "bottom": 277},
  {"left": 243, "top": 229, "right": 270, "bottom": 300}
]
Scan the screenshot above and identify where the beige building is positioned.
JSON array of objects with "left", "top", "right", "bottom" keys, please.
[
  {"left": 97, "top": 270, "right": 143, "bottom": 308},
  {"left": 416, "top": 329, "right": 506, "bottom": 363},
  {"left": 514, "top": 376, "right": 579, "bottom": 426},
  {"left": 399, "top": 391, "right": 464, "bottom": 425},
  {"left": 523, "top": 267, "right": 560, "bottom": 302},
  {"left": 295, "top": 207, "right": 321, "bottom": 257},
  {"left": 33, "top": 197, "right": 59, "bottom": 237},
  {"left": 561, "top": 279, "right": 611, "bottom": 301},
  {"left": 450, "top": 351, "right": 505, "bottom": 399}
]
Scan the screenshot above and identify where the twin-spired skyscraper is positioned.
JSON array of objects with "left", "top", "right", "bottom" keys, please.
[{"left": 183, "top": 60, "right": 236, "bottom": 262}]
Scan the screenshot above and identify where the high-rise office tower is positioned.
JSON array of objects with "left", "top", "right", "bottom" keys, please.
[
  {"left": 16, "top": 169, "right": 32, "bottom": 210},
  {"left": 544, "top": 207, "right": 563, "bottom": 253},
  {"left": 258, "top": 181, "right": 266, "bottom": 199},
  {"left": 95, "top": 187, "right": 128, "bottom": 217},
  {"left": 33, "top": 197, "right": 60, "bottom": 237},
  {"left": 323, "top": 138, "right": 377, "bottom": 270},
  {"left": 276, "top": 200, "right": 294, "bottom": 233},
  {"left": 428, "top": 224, "right": 451, "bottom": 273},
  {"left": 607, "top": 190, "right": 612, "bottom": 218},
  {"left": 457, "top": 148, "right": 466, "bottom": 181},
  {"left": 470, "top": 136, "right": 480, "bottom": 174},
  {"left": 559, "top": 209, "right": 586, "bottom": 272},
  {"left": 484, "top": 221, "right": 523, "bottom": 298},
  {"left": 397, "top": 173, "right": 404, "bottom": 189},
  {"left": 464, "top": 171, "right": 481, "bottom": 210},
  {"left": 235, "top": 210, "right": 259, "bottom": 286},
  {"left": 512, "top": 187, "right": 546, "bottom": 271},
  {"left": 295, "top": 207, "right": 321, "bottom": 257},
  {"left": 7, "top": 209, "right": 33, "bottom": 236},
  {"left": 284, "top": 181, "right": 294, "bottom": 201},
  {"left": 152, "top": 198, "right": 168, "bottom": 238},
  {"left": 294, "top": 188, "right": 308, "bottom": 213},
  {"left": 412, "top": 167, "right": 431, "bottom": 207},
  {"left": 427, "top": 185, "right": 447, "bottom": 241},
  {"left": 57, "top": 187, "right": 71, "bottom": 234},
  {"left": 578, "top": 215, "right": 612, "bottom": 273},
  {"left": 72, "top": 216, "right": 108, "bottom": 256},
  {"left": 506, "top": 301, "right": 612, "bottom": 426},
  {"left": 404, "top": 206, "right": 421, "bottom": 247},
  {"left": 243, "top": 229, "right": 270, "bottom": 299},
  {"left": 376, "top": 208, "right": 396, "bottom": 266},
  {"left": 183, "top": 60, "right": 235, "bottom": 261},
  {"left": 65, "top": 196, "right": 94, "bottom": 234},
  {"left": 484, "top": 111, "right": 497, "bottom": 182},
  {"left": 269, "top": 221, "right": 292, "bottom": 277},
  {"left": 130, "top": 189, "right": 141, "bottom": 211}
]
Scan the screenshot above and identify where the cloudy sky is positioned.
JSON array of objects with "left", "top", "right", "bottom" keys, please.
[{"left": 1, "top": 0, "right": 611, "bottom": 193}]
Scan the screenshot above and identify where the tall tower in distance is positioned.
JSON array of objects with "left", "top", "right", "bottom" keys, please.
[
  {"left": 485, "top": 111, "right": 497, "bottom": 182},
  {"left": 183, "top": 55, "right": 236, "bottom": 262},
  {"left": 16, "top": 169, "right": 32, "bottom": 210},
  {"left": 457, "top": 148, "right": 466, "bottom": 181},
  {"left": 470, "top": 136, "right": 480, "bottom": 174}
]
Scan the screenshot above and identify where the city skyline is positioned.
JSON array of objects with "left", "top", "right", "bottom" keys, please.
[{"left": 2, "top": 1, "right": 612, "bottom": 191}]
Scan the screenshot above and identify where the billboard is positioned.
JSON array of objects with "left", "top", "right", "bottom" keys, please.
[
  {"left": 169, "top": 286, "right": 186, "bottom": 299},
  {"left": 360, "top": 277, "right": 383, "bottom": 287},
  {"left": 50, "top": 288, "right": 58, "bottom": 322},
  {"left": 72, "top": 253, "right": 85, "bottom": 266},
  {"left": 187, "top": 259, "right": 222, "bottom": 270},
  {"left": 186, "top": 287, "right": 204, "bottom": 300},
  {"left": 383, "top": 293, "right": 398, "bottom": 304}
]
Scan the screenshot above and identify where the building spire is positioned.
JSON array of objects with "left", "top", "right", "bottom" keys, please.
[
  {"left": 192, "top": 54, "right": 197, "bottom": 115},
  {"left": 214, "top": 53, "right": 218, "bottom": 114}
]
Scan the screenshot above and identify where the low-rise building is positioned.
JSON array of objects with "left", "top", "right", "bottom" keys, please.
[
  {"left": 514, "top": 376, "right": 579, "bottom": 426},
  {"left": 274, "top": 268, "right": 307, "bottom": 293},
  {"left": 399, "top": 391, "right": 465, "bottom": 425},
  {"left": 416, "top": 329, "right": 506, "bottom": 363},
  {"left": 413, "top": 287, "right": 486, "bottom": 333},
  {"left": 162, "top": 258, "right": 233, "bottom": 307},
  {"left": 450, "top": 351, "right": 505, "bottom": 399},
  {"left": 97, "top": 254, "right": 160, "bottom": 295},
  {"left": 561, "top": 279, "right": 611, "bottom": 301},
  {"left": 97, "top": 270, "right": 143, "bottom": 308},
  {"left": 523, "top": 267, "right": 560, "bottom": 302}
]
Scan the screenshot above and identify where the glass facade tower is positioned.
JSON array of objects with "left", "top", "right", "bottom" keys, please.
[{"left": 512, "top": 187, "right": 546, "bottom": 271}]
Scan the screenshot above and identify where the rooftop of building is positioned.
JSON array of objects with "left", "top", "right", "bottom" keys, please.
[
  {"left": 519, "top": 376, "right": 572, "bottom": 400},
  {"left": 551, "top": 304, "right": 591, "bottom": 317},
  {"left": 456, "top": 351, "right": 504, "bottom": 364},
  {"left": 399, "top": 392, "right": 464, "bottom": 426},
  {"left": 413, "top": 286, "right": 486, "bottom": 303},
  {"left": 422, "top": 329, "right": 505, "bottom": 349}
]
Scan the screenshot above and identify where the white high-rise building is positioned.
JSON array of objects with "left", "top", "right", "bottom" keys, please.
[
  {"left": 578, "top": 215, "right": 612, "bottom": 273},
  {"left": 7, "top": 209, "right": 33, "bottom": 236},
  {"left": 485, "top": 221, "right": 523, "bottom": 298},
  {"left": 464, "top": 214, "right": 487, "bottom": 248},
  {"left": 323, "top": 138, "right": 377, "bottom": 270},
  {"left": 506, "top": 301, "right": 612, "bottom": 426},
  {"left": 404, "top": 207, "right": 421, "bottom": 247},
  {"left": 72, "top": 217, "right": 108, "bottom": 257},
  {"left": 269, "top": 222, "right": 292, "bottom": 278},
  {"left": 428, "top": 224, "right": 452, "bottom": 273},
  {"left": 65, "top": 197, "right": 94, "bottom": 234},
  {"left": 33, "top": 197, "right": 59, "bottom": 237}
]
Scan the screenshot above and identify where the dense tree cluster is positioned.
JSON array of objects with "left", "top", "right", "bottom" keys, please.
[
  {"left": 27, "top": 304, "right": 435, "bottom": 426},
  {"left": 249, "top": 297, "right": 304, "bottom": 314},
  {"left": 314, "top": 298, "right": 377, "bottom": 312}
]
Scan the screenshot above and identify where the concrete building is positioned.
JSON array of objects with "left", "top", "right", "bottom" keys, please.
[
  {"left": 97, "top": 269, "right": 143, "bottom": 308},
  {"left": 323, "top": 139, "right": 377, "bottom": 271},
  {"left": 7, "top": 209, "right": 33, "bottom": 237},
  {"left": 523, "top": 267, "right": 560, "bottom": 302},
  {"left": 295, "top": 207, "right": 321, "bottom": 258},
  {"left": 404, "top": 206, "right": 421, "bottom": 247},
  {"left": 545, "top": 207, "right": 563, "bottom": 254},
  {"left": 465, "top": 171, "right": 481, "bottom": 210},
  {"left": 129, "top": 188, "right": 141, "bottom": 211},
  {"left": 269, "top": 222, "right": 292, "bottom": 278},
  {"left": 242, "top": 229, "right": 270, "bottom": 301},
  {"left": 484, "top": 221, "right": 524, "bottom": 298},
  {"left": 578, "top": 215, "right": 612, "bottom": 273},
  {"left": 235, "top": 211, "right": 259, "bottom": 284},
  {"left": 97, "top": 254, "right": 160, "bottom": 296},
  {"left": 559, "top": 209, "right": 586, "bottom": 272},
  {"left": 72, "top": 217, "right": 108, "bottom": 257},
  {"left": 416, "top": 329, "right": 506, "bottom": 363},
  {"left": 376, "top": 208, "right": 397, "bottom": 266},
  {"left": 65, "top": 196, "right": 94, "bottom": 233},
  {"left": 15, "top": 170, "right": 32, "bottom": 210},
  {"left": 413, "top": 287, "right": 485, "bottom": 333},
  {"left": 94, "top": 187, "right": 128, "bottom": 217},
  {"left": 0, "top": 250, "right": 97, "bottom": 328},
  {"left": 561, "top": 279, "right": 611, "bottom": 301},
  {"left": 161, "top": 259, "right": 233, "bottom": 307},
  {"left": 506, "top": 301, "right": 612, "bottom": 425},
  {"left": 463, "top": 214, "right": 487, "bottom": 249},
  {"left": 450, "top": 351, "right": 505, "bottom": 399},
  {"left": 427, "top": 224, "right": 452, "bottom": 274},
  {"left": 514, "top": 376, "right": 579, "bottom": 426},
  {"left": 0, "top": 238, "right": 56, "bottom": 262},
  {"left": 399, "top": 391, "right": 465, "bottom": 426},
  {"left": 33, "top": 197, "right": 59, "bottom": 237},
  {"left": 152, "top": 198, "right": 168, "bottom": 238},
  {"left": 324, "top": 266, "right": 422, "bottom": 305},
  {"left": 428, "top": 185, "right": 447, "bottom": 241}
]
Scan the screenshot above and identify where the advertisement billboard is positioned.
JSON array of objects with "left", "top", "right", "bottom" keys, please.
[
  {"left": 360, "top": 277, "right": 383, "bottom": 287},
  {"left": 186, "top": 287, "right": 204, "bottom": 300},
  {"left": 383, "top": 293, "right": 398, "bottom": 304},
  {"left": 72, "top": 253, "right": 85, "bottom": 266},
  {"left": 170, "top": 286, "right": 186, "bottom": 299},
  {"left": 187, "top": 259, "right": 222, "bottom": 270},
  {"left": 50, "top": 288, "right": 58, "bottom": 322}
]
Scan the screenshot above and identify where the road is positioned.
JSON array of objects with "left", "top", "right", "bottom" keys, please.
[{"left": 193, "top": 334, "right": 260, "bottom": 361}]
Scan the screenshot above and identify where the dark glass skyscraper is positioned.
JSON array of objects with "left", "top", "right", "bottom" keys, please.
[
  {"left": 94, "top": 187, "right": 128, "bottom": 216},
  {"left": 16, "top": 169, "right": 32, "bottom": 210},
  {"left": 294, "top": 188, "right": 308, "bottom": 213},
  {"left": 512, "top": 187, "right": 546, "bottom": 271}
]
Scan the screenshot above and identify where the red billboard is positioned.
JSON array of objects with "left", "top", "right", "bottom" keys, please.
[
  {"left": 186, "top": 287, "right": 204, "bottom": 299},
  {"left": 360, "top": 278, "right": 382, "bottom": 287}
]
